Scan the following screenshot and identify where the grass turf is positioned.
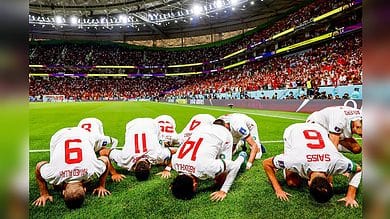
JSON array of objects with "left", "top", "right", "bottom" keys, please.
[{"left": 29, "top": 101, "right": 362, "bottom": 218}]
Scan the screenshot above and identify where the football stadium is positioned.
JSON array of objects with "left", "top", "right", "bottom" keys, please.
[{"left": 29, "top": 0, "right": 363, "bottom": 218}]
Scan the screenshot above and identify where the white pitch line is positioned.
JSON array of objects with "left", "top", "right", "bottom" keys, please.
[{"left": 159, "top": 102, "right": 307, "bottom": 121}]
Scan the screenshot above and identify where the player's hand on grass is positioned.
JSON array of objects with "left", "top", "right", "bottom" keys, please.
[
  {"left": 93, "top": 186, "right": 111, "bottom": 197},
  {"left": 112, "top": 173, "right": 126, "bottom": 182},
  {"left": 275, "top": 189, "right": 291, "bottom": 201},
  {"left": 33, "top": 194, "right": 53, "bottom": 207},
  {"left": 338, "top": 196, "right": 359, "bottom": 208},
  {"left": 156, "top": 170, "right": 171, "bottom": 179},
  {"left": 210, "top": 191, "right": 227, "bottom": 202}
]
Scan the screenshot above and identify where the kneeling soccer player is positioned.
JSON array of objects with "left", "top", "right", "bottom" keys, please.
[
  {"left": 218, "top": 113, "right": 266, "bottom": 169},
  {"left": 77, "top": 117, "right": 119, "bottom": 152},
  {"left": 306, "top": 105, "right": 362, "bottom": 154},
  {"left": 177, "top": 113, "right": 216, "bottom": 144},
  {"left": 170, "top": 119, "right": 247, "bottom": 201},
  {"left": 155, "top": 115, "right": 179, "bottom": 147},
  {"left": 100, "top": 118, "right": 175, "bottom": 181},
  {"left": 262, "top": 123, "right": 362, "bottom": 207},
  {"left": 33, "top": 127, "right": 113, "bottom": 209}
]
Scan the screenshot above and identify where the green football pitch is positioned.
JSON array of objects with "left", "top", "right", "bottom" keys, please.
[{"left": 29, "top": 101, "right": 362, "bottom": 218}]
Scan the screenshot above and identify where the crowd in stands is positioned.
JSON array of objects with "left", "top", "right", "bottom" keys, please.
[
  {"left": 29, "top": 0, "right": 357, "bottom": 67},
  {"left": 29, "top": 77, "right": 178, "bottom": 101},
  {"left": 167, "top": 33, "right": 362, "bottom": 99},
  {"left": 29, "top": 32, "right": 362, "bottom": 101}
]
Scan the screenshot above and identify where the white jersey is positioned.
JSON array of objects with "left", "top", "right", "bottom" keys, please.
[
  {"left": 78, "top": 118, "right": 116, "bottom": 152},
  {"left": 218, "top": 113, "right": 260, "bottom": 145},
  {"left": 172, "top": 124, "right": 233, "bottom": 180},
  {"left": 40, "top": 127, "right": 106, "bottom": 185},
  {"left": 273, "top": 123, "right": 359, "bottom": 179},
  {"left": 178, "top": 114, "right": 216, "bottom": 144},
  {"left": 110, "top": 118, "right": 170, "bottom": 171},
  {"left": 154, "top": 115, "right": 178, "bottom": 146},
  {"left": 306, "top": 106, "right": 362, "bottom": 139}
]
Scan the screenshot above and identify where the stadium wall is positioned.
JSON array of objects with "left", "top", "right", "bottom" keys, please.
[{"left": 200, "top": 99, "right": 362, "bottom": 113}]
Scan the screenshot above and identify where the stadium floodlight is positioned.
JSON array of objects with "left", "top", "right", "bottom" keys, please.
[
  {"left": 192, "top": 4, "right": 202, "bottom": 15},
  {"left": 230, "top": 0, "right": 238, "bottom": 6},
  {"left": 215, "top": 0, "right": 223, "bottom": 9},
  {"left": 70, "top": 16, "right": 78, "bottom": 25},
  {"left": 100, "top": 17, "right": 105, "bottom": 23},
  {"left": 54, "top": 15, "right": 63, "bottom": 24},
  {"left": 250, "top": 1, "right": 254, "bottom": 5},
  {"left": 119, "top": 14, "right": 128, "bottom": 24},
  {"left": 232, "top": 7, "right": 235, "bottom": 11}
]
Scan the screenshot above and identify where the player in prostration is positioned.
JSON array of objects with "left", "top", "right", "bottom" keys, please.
[
  {"left": 218, "top": 113, "right": 266, "bottom": 169},
  {"left": 33, "top": 127, "right": 117, "bottom": 209},
  {"left": 78, "top": 117, "right": 118, "bottom": 152},
  {"left": 177, "top": 114, "right": 216, "bottom": 144},
  {"left": 154, "top": 115, "right": 179, "bottom": 147},
  {"left": 169, "top": 119, "right": 247, "bottom": 202},
  {"left": 262, "top": 123, "right": 362, "bottom": 207},
  {"left": 306, "top": 106, "right": 362, "bottom": 154},
  {"left": 100, "top": 118, "right": 176, "bottom": 181}
]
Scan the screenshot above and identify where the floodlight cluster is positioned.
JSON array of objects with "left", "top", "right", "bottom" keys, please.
[{"left": 29, "top": 0, "right": 259, "bottom": 30}]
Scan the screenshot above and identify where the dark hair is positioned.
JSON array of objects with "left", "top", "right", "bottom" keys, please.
[
  {"left": 171, "top": 174, "right": 196, "bottom": 200},
  {"left": 309, "top": 177, "right": 334, "bottom": 203},
  {"left": 134, "top": 160, "right": 150, "bottom": 181},
  {"left": 63, "top": 184, "right": 85, "bottom": 209},
  {"left": 213, "top": 119, "right": 225, "bottom": 127}
]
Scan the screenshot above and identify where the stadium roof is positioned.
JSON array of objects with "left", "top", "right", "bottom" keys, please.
[{"left": 29, "top": 0, "right": 306, "bottom": 41}]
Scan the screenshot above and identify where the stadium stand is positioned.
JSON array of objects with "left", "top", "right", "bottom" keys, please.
[{"left": 29, "top": 0, "right": 362, "bottom": 101}]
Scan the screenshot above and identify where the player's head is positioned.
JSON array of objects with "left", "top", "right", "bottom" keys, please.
[
  {"left": 308, "top": 174, "right": 333, "bottom": 203},
  {"left": 213, "top": 119, "right": 225, "bottom": 127},
  {"left": 171, "top": 174, "right": 197, "bottom": 200},
  {"left": 134, "top": 158, "right": 151, "bottom": 181},
  {"left": 214, "top": 119, "right": 229, "bottom": 130},
  {"left": 63, "top": 181, "right": 86, "bottom": 209},
  {"left": 351, "top": 118, "right": 362, "bottom": 137}
]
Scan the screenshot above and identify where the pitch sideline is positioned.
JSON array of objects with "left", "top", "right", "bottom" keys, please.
[{"left": 158, "top": 102, "right": 307, "bottom": 121}]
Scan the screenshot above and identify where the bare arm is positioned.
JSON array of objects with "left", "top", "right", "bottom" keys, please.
[
  {"left": 245, "top": 135, "right": 259, "bottom": 169},
  {"left": 92, "top": 156, "right": 111, "bottom": 197},
  {"left": 262, "top": 157, "right": 291, "bottom": 201},
  {"left": 328, "top": 133, "right": 341, "bottom": 149},
  {"left": 210, "top": 155, "right": 245, "bottom": 202},
  {"left": 157, "top": 148, "right": 177, "bottom": 178},
  {"left": 33, "top": 161, "right": 53, "bottom": 207},
  {"left": 99, "top": 148, "right": 125, "bottom": 182},
  {"left": 338, "top": 165, "right": 362, "bottom": 207},
  {"left": 339, "top": 138, "right": 362, "bottom": 154}
]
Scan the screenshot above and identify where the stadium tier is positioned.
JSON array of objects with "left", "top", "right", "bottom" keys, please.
[
  {"left": 29, "top": 0, "right": 364, "bottom": 218},
  {"left": 29, "top": 32, "right": 362, "bottom": 101}
]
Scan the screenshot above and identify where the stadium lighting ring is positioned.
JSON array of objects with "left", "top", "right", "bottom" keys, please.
[
  {"left": 192, "top": 4, "right": 203, "bottom": 15},
  {"left": 70, "top": 16, "right": 78, "bottom": 25}
]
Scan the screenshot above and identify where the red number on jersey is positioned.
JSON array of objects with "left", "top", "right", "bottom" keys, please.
[
  {"left": 65, "top": 139, "right": 83, "bottom": 164},
  {"left": 189, "top": 120, "right": 201, "bottom": 131},
  {"left": 158, "top": 121, "right": 174, "bottom": 133},
  {"left": 303, "top": 130, "right": 325, "bottom": 149},
  {"left": 177, "top": 138, "right": 204, "bottom": 161},
  {"left": 81, "top": 123, "right": 92, "bottom": 132},
  {"left": 134, "top": 133, "right": 147, "bottom": 153}
]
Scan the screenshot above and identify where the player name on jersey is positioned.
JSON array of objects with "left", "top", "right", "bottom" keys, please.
[
  {"left": 306, "top": 154, "right": 331, "bottom": 162},
  {"left": 59, "top": 168, "right": 88, "bottom": 178},
  {"left": 173, "top": 163, "right": 196, "bottom": 174},
  {"left": 343, "top": 109, "right": 361, "bottom": 116}
]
